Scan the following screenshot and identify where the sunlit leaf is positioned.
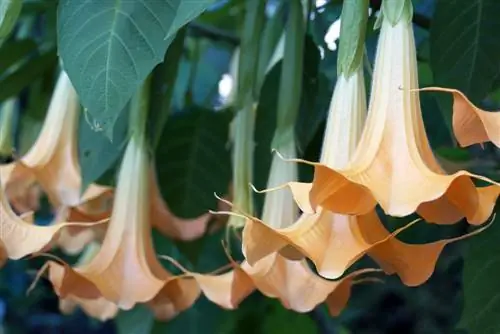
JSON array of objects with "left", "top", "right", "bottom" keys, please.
[{"left": 58, "top": 0, "right": 217, "bottom": 137}]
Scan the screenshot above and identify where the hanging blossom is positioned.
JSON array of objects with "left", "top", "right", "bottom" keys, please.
[
  {"left": 50, "top": 168, "right": 211, "bottom": 256},
  {"left": 34, "top": 131, "right": 199, "bottom": 313},
  {"left": 242, "top": 68, "right": 487, "bottom": 287},
  {"left": 0, "top": 175, "right": 104, "bottom": 263},
  {"left": 0, "top": 72, "right": 109, "bottom": 210},
  {"left": 271, "top": 7, "right": 500, "bottom": 228},
  {"left": 161, "top": 136, "right": 378, "bottom": 315},
  {"left": 241, "top": 4, "right": 496, "bottom": 287}
]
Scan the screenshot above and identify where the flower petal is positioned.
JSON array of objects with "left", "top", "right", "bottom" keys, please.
[
  {"left": 242, "top": 208, "right": 416, "bottom": 279},
  {"left": 190, "top": 267, "right": 255, "bottom": 309},
  {"left": 244, "top": 254, "right": 378, "bottom": 313},
  {"left": 418, "top": 87, "right": 500, "bottom": 148},
  {"left": 368, "top": 219, "right": 492, "bottom": 286}
]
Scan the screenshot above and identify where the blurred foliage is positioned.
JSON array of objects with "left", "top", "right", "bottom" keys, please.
[{"left": 0, "top": 0, "right": 499, "bottom": 333}]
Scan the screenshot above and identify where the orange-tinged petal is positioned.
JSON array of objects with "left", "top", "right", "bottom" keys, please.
[
  {"left": 242, "top": 208, "right": 417, "bottom": 280},
  {"left": 190, "top": 267, "right": 255, "bottom": 309},
  {"left": 147, "top": 277, "right": 200, "bottom": 320},
  {"left": 283, "top": 17, "right": 500, "bottom": 225},
  {"left": 243, "top": 254, "right": 379, "bottom": 313},
  {"left": 368, "top": 219, "right": 492, "bottom": 287},
  {"left": 418, "top": 87, "right": 500, "bottom": 148},
  {"left": 0, "top": 181, "right": 105, "bottom": 259}
]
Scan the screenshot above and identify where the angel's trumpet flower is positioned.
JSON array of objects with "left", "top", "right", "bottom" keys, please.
[
  {"left": 283, "top": 11, "right": 499, "bottom": 226},
  {"left": 242, "top": 68, "right": 450, "bottom": 286},
  {"left": 0, "top": 171, "right": 104, "bottom": 260},
  {"left": 52, "top": 242, "right": 199, "bottom": 322},
  {"left": 0, "top": 71, "right": 109, "bottom": 208},
  {"left": 189, "top": 133, "right": 381, "bottom": 312},
  {"left": 39, "top": 133, "right": 200, "bottom": 310},
  {"left": 50, "top": 168, "right": 210, "bottom": 256},
  {"left": 417, "top": 87, "right": 500, "bottom": 149}
]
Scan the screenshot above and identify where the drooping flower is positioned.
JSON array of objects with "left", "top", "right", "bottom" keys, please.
[
  {"left": 0, "top": 176, "right": 103, "bottom": 260},
  {"left": 38, "top": 132, "right": 200, "bottom": 310},
  {"left": 187, "top": 128, "right": 381, "bottom": 312},
  {"left": 1, "top": 71, "right": 109, "bottom": 209},
  {"left": 417, "top": 87, "right": 500, "bottom": 149},
  {"left": 281, "top": 9, "right": 499, "bottom": 226},
  {"left": 241, "top": 67, "right": 463, "bottom": 286},
  {"left": 47, "top": 242, "right": 199, "bottom": 322}
]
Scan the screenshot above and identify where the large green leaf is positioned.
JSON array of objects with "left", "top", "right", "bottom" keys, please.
[
  {"left": 57, "top": 0, "right": 216, "bottom": 138},
  {"left": 155, "top": 107, "right": 231, "bottom": 218},
  {"left": 458, "top": 217, "right": 500, "bottom": 333},
  {"left": 430, "top": 0, "right": 500, "bottom": 103}
]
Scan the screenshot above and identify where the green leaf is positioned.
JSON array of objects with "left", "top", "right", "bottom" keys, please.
[
  {"left": 459, "top": 216, "right": 500, "bottom": 333},
  {"left": 148, "top": 28, "right": 186, "bottom": 149},
  {"left": 58, "top": 0, "right": 216, "bottom": 138},
  {"left": 0, "top": 0, "right": 23, "bottom": 43},
  {"left": 0, "top": 48, "right": 58, "bottom": 103},
  {"left": 78, "top": 106, "right": 128, "bottom": 190},
  {"left": 430, "top": 0, "right": 500, "bottom": 103},
  {"left": 115, "top": 305, "right": 155, "bottom": 334},
  {"left": 0, "top": 39, "right": 37, "bottom": 70},
  {"left": 155, "top": 107, "right": 231, "bottom": 218}
]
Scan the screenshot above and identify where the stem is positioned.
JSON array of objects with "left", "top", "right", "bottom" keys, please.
[
  {"left": 256, "top": 1, "right": 286, "bottom": 94},
  {"left": 337, "top": 0, "right": 369, "bottom": 77},
  {"left": 230, "top": 0, "right": 266, "bottom": 220},
  {"left": 236, "top": 0, "right": 266, "bottom": 106},
  {"left": 274, "top": 0, "right": 306, "bottom": 147},
  {"left": 0, "top": 99, "right": 16, "bottom": 156},
  {"left": 129, "top": 75, "right": 151, "bottom": 141}
]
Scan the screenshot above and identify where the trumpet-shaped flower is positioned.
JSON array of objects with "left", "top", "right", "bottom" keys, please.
[
  {"left": 1, "top": 71, "right": 109, "bottom": 208},
  {"left": 38, "top": 134, "right": 200, "bottom": 310},
  {"left": 418, "top": 87, "right": 500, "bottom": 149},
  {"left": 46, "top": 242, "right": 199, "bottom": 322},
  {"left": 50, "top": 168, "right": 210, "bottom": 255},
  {"left": 241, "top": 21, "right": 494, "bottom": 286},
  {"left": 189, "top": 133, "right": 382, "bottom": 312},
  {"left": 0, "top": 174, "right": 102, "bottom": 260},
  {"left": 284, "top": 15, "right": 499, "bottom": 226}
]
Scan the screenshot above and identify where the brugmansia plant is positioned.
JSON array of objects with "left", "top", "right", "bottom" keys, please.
[{"left": 0, "top": 0, "right": 499, "bottom": 333}]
